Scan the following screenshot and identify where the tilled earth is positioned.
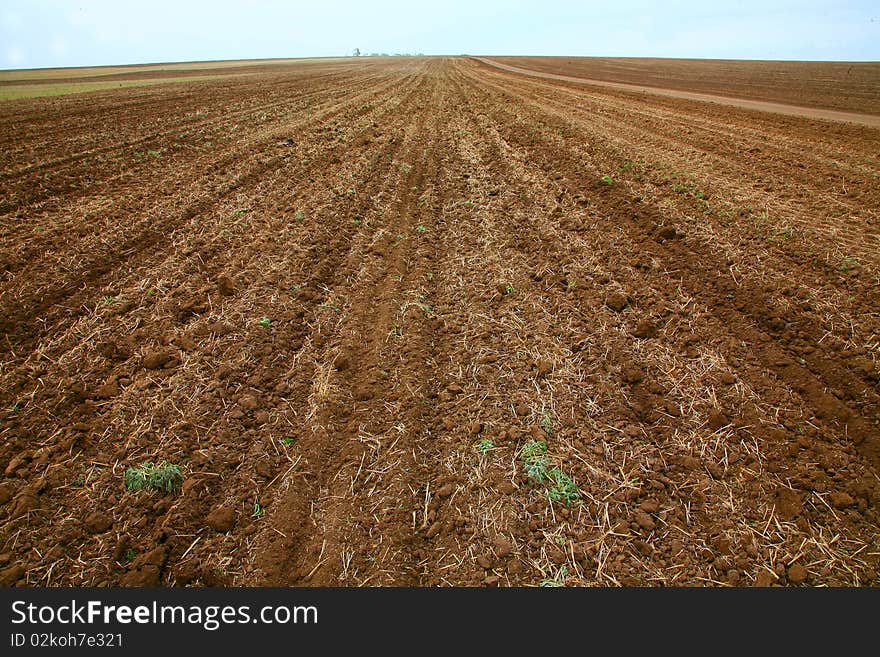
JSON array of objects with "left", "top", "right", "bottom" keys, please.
[{"left": 1, "top": 57, "right": 878, "bottom": 587}]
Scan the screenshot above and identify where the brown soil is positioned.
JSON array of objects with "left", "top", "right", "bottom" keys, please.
[
  {"left": 1, "top": 57, "right": 879, "bottom": 588},
  {"left": 484, "top": 56, "right": 880, "bottom": 116},
  {"left": 476, "top": 58, "right": 880, "bottom": 128}
]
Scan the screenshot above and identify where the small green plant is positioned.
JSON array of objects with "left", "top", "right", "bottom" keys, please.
[
  {"left": 282, "top": 437, "right": 296, "bottom": 446},
  {"left": 600, "top": 175, "right": 614, "bottom": 186},
  {"left": 475, "top": 438, "right": 495, "bottom": 455},
  {"left": 123, "top": 548, "right": 137, "bottom": 563},
  {"left": 540, "top": 565, "right": 569, "bottom": 587},
  {"left": 547, "top": 468, "right": 580, "bottom": 505},
  {"left": 540, "top": 412, "right": 554, "bottom": 437},
  {"left": 252, "top": 502, "right": 265, "bottom": 518},
  {"left": 124, "top": 462, "right": 184, "bottom": 494},
  {"left": 258, "top": 316, "right": 271, "bottom": 328},
  {"left": 415, "top": 224, "right": 427, "bottom": 233},
  {"left": 840, "top": 257, "right": 859, "bottom": 272},
  {"left": 426, "top": 272, "right": 434, "bottom": 281},
  {"left": 294, "top": 210, "right": 304, "bottom": 222},
  {"left": 521, "top": 440, "right": 549, "bottom": 483},
  {"left": 234, "top": 208, "right": 248, "bottom": 218},
  {"left": 462, "top": 200, "right": 474, "bottom": 207},
  {"left": 9, "top": 402, "right": 20, "bottom": 412},
  {"left": 621, "top": 161, "right": 633, "bottom": 171},
  {"left": 101, "top": 295, "right": 115, "bottom": 305},
  {"left": 769, "top": 227, "right": 793, "bottom": 242},
  {"left": 290, "top": 284, "right": 302, "bottom": 293},
  {"left": 503, "top": 284, "right": 516, "bottom": 295}
]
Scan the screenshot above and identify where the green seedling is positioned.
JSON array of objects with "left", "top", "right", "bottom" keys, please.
[
  {"left": 426, "top": 272, "right": 434, "bottom": 281},
  {"left": 252, "top": 502, "right": 265, "bottom": 518},
  {"left": 547, "top": 468, "right": 580, "bottom": 506},
  {"left": 415, "top": 225, "right": 427, "bottom": 233},
  {"left": 258, "top": 316, "right": 271, "bottom": 328},
  {"left": 282, "top": 437, "right": 296, "bottom": 446},
  {"left": 840, "top": 257, "right": 859, "bottom": 272},
  {"left": 540, "top": 565, "right": 569, "bottom": 587},
  {"left": 475, "top": 438, "right": 495, "bottom": 455},
  {"left": 540, "top": 412, "right": 554, "bottom": 437},
  {"left": 294, "top": 211, "right": 304, "bottom": 222},
  {"left": 124, "top": 462, "right": 184, "bottom": 494},
  {"left": 600, "top": 175, "right": 614, "bottom": 186},
  {"left": 504, "top": 284, "right": 516, "bottom": 295},
  {"left": 621, "top": 161, "right": 633, "bottom": 171},
  {"left": 521, "top": 440, "right": 549, "bottom": 484}
]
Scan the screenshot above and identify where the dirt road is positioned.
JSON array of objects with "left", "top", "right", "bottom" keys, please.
[{"left": 475, "top": 57, "right": 880, "bottom": 128}]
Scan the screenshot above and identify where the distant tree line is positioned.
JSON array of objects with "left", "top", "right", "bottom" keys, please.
[{"left": 352, "top": 49, "right": 425, "bottom": 57}]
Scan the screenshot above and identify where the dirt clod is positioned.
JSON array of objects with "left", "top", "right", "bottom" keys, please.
[
  {"left": 634, "top": 511, "right": 656, "bottom": 531},
  {"left": 216, "top": 274, "right": 236, "bottom": 296},
  {"left": 0, "top": 564, "right": 26, "bottom": 586},
  {"left": 829, "top": 491, "right": 855, "bottom": 509},
  {"left": 84, "top": 512, "right": 113, "bottom": 534},
  {"left": 787, "top": 564, "right": 809, "bottom": 585},
  {"left": 707, "top": 410, "right": 730, "bottom": 431},
  {"left": 142, "top": 348, "right": 176, "bottom": 370},
  {"left": 605, "top": 292, "right": 628, "bottom": 312},
  {"left": 206, "top": 506, "right": 236, "bottom": 533},
  {"left": 632, "top": 319, "right": 658, "bottom": 339}
]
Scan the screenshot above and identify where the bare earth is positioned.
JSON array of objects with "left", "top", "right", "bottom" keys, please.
[
  {"left": 484, "top": 56, "right": 880, "bottom": 116},
  {"left": 0, "top": 57, "right": 879, "bottom": 588}
]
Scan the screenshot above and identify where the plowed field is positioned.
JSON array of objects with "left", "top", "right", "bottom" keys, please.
[{"left": 1, "top": 56, "right": 878, "bottom": 587}]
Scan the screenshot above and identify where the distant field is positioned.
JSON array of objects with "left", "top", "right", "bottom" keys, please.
[
  {"left": 0, "top": 57, "right": 355, "bottom": 100},
  {"left": 0, "top": 57, "right": 348, "bottom": 82},
  {"left": 0, "top": 74, "right": 253, "bottom": 101},
  {"left": 486, "top": 56, "right": 880, "bottom": 115}
]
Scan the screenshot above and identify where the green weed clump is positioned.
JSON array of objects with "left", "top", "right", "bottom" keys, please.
[
  {"left": 520, "top": 440, "right": 549, "bottom": 483},
  {"left": 547, "top": 468, "right": 580, "bottom": 505},
  {"left": 124, "top": 462, "right": 184, "bottom": 494}
]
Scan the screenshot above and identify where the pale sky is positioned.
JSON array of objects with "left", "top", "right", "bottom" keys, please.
[{"left": 2, "top": 0, "right": 878, "bottom": 70}]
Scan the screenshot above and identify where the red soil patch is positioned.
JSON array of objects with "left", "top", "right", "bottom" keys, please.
[{"left": 1, "top": 57, "right": 878, "bottom": 588}]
